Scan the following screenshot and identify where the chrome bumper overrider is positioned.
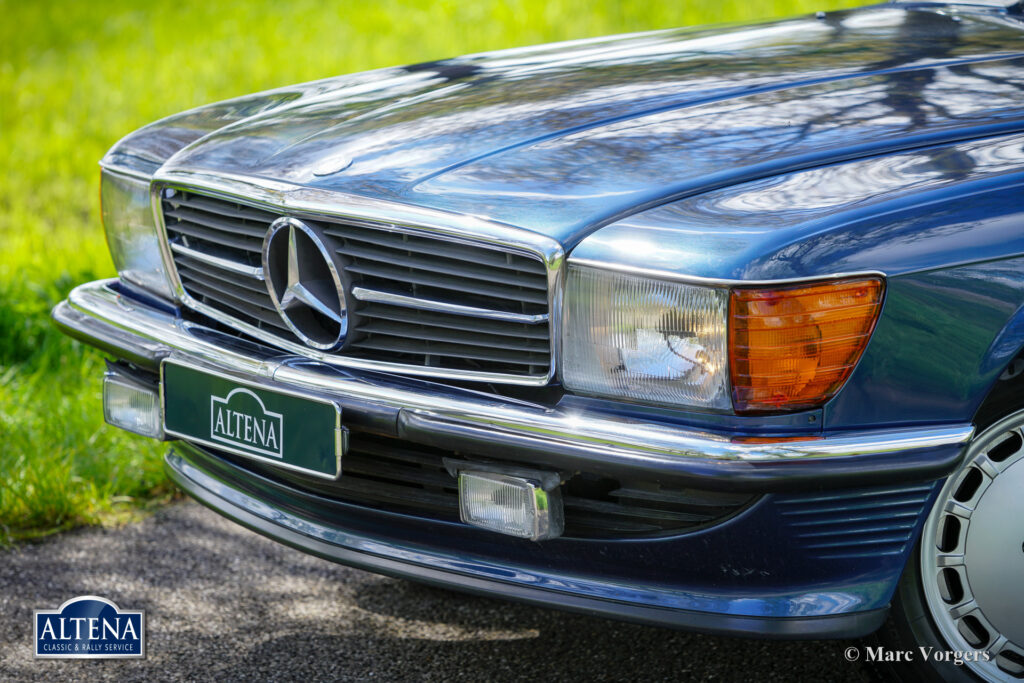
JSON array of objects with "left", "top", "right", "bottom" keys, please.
[{"left": 54, "top": 279, "right": 975, "bottom": 490}]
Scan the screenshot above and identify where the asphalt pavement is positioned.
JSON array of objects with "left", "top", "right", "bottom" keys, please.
[{"left": 0, "top": 501, "right": 874, "bottom": 682}]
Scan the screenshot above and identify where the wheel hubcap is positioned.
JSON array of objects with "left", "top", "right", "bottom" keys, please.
[{"left": 922, "top": 412, "right": 1024, "bottom": 680}]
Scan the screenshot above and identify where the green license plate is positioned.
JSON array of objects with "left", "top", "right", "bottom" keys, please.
[{"left": 161, "top": 361, "right": 344, "bottom": 479}]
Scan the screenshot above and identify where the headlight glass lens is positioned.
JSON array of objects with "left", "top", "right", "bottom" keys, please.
[
  {"left": 101, "top": 169, "right": 174, "bottom": 299},
  {"left": 562, "top": 264, "right": 730, "bottom": 410}
]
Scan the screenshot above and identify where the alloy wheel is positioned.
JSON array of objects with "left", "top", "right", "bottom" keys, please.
[{"left": 921, "top": 410, "right": 1024, "bottom": 680}]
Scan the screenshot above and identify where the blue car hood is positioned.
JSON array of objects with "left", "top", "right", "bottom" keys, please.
[{"left": 156, "top": 4, "right": 1024, "bottom": 246}]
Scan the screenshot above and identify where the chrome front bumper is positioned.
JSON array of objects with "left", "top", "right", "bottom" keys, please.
[{"left": 53, "top": 279, "right": 974, "bottom": 491}]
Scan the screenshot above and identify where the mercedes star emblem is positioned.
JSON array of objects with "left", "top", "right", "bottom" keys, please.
[{"left": 263, "top": 217, "right": 348, "bottom": 350}]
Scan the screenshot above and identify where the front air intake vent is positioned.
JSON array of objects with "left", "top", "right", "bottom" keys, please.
[
  {"left": 776, "top": 483, "right": 938, "bottom": 560},
  {"left": 207, "top": 434, "right": 757, "bottom": 540}
]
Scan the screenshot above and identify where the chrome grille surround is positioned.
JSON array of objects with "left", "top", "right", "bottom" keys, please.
[{"left": 150, "top": 170, "right": 564, "bottom": 385}]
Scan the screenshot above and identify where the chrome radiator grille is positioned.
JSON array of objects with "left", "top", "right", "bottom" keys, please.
[{"left": 161, "top": 189, "right": 552, "bottom": 380}]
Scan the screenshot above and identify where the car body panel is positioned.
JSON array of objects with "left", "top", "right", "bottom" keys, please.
[
  {"left": 166, "top": 444, "right": 893, "bottom": 637},
  {"left": 570, "top": 133, "right": 1024, "bottom": 281},
  {"left": 829, "top": 258, "right": 1024, "bottom": 429},
  {"left": 113, "top": 6, "right": 1024, "bottom": 252}
]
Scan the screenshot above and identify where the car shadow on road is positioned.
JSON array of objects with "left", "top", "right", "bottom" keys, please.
[{"left": 0, "top": 502, "right": 875, "bottom": 682}]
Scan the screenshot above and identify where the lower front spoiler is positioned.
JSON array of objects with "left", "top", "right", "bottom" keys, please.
[{"left": 167, "top": 444, "right": 888, "bottom": 639}]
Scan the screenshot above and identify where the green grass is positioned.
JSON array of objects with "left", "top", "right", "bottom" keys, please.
[{"left": 0, "top": 0, "right": 859, "bottom": 543}]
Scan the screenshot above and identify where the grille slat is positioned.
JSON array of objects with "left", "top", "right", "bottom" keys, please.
[
  {"left": 177, "top": 260, "right": 267, "bottom": 297},
  {"left": 353, "top": 287, "right": 547, "bottom": 321},
  {"left": 179, "top": 271, "right": 274, "bottom": 317},
  {"left": 796, "top": 522, "right": 918, "bottom": 538},
  {"left": 787, "top": 510, "right": 923, "bottom": 527},
  {"left": 357, "top": 320, "right": 550, "bottom": 353},
  {"left": 167, "top": 221, "right": 264, "bottom": 253},
  {"left": 777, "top": 483, "right": 938, "bottom": 560},
  {"left": 347, "top": 261, "right": 549, "bottom": 305},
  {"left": 350, "top": 438, "right": 451, "bottom": 469},
  {"left": 323, "top": 224, "right": 540, "bottom": 272},
  {"left": 564, "top": 520, "right": 666, "bottom": 534},
  {"left": 611, "top": 486, "right": 751, "bottom": 508},
  {"left": 172, "top": 243, "right": 265, "bottom": 278},
  {"left": 342, "top": 458, "right": 457, "bottom": 490},
  {"left": 802, "top": 534, "right": 919, "bottom": 550},
  {"left": 779, "top": 498, "right": 930, "bottom": 516},
  {"left": 563, "top": 497, "right": 716, "bottom": 524},
  {"left": 170, "top": 194, "right": 280, "bottom": 222},
  {"left": 349, "top": 336, "right": 549, "bottom": 367},
  {"left": 180, "top": 277, "right": 291, "bottom": 332},
  {"left": 358, "top": 303, "right": 549, "bottom": 339},
  {"left": 165, "top": 207, "right": 268, "bottom": 239},
  {"left": 164, "top": 189, "right": 552, "bottom": 379},
  {"left": 338, "top": 242, "right": 547, "bottom": 290}
]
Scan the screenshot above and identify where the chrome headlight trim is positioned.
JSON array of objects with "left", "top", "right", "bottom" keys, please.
[{"left": 562, "top": 254, "right": 890, "bottom": 412}]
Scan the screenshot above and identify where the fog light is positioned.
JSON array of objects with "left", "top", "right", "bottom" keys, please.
[
  {"left": 458, "top": 471, "right": 563, "bottom": 541},
  {"left": 103, "top": 373, "right": 163, "bottom": 438}
]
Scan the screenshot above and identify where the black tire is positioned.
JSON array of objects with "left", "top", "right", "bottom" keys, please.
[{"left": 865, "top": 542, "right": 980, "bottom": 682}]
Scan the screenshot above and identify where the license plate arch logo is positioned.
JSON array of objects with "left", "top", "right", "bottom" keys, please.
[
  {"left": 161, "top": 362, "right": 343, "bottom": 480},
  {"left": 210, "top": 387, "right": 284, "bottom": 459}
]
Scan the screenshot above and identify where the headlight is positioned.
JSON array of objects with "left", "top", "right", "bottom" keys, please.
[
  {"left": 562, "top": 262, "right": 884, "bottom": 413},
  {"left": 100, "top": 168, "right": 175, "bottom": 299},
  {"left": 562, "top": 264, "right": 731, "bottom": 410}
]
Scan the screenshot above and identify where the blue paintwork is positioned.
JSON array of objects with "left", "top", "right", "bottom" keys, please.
[
  {"left": 829, "top": 258, "right": 1024, "bottom": 430},
  {"left": 571, "top": 134, "right": 1024, "bottom": 280},
  {"left": 573, "top": 135, "right": 1024, "bottom": 430},
  {"left": 176, "top": 443, "right": 941, "bottom": 620},
  {"left": 94, "top": 2, "right": 1024, "bottom": 632},
  {"left": 113, "top": 5, "right": 1024, "bottom": 252}
]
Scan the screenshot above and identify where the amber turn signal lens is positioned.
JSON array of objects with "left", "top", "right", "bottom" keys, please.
[{"left": 729, "top": 278, "right": 884, "bottom": 413}]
